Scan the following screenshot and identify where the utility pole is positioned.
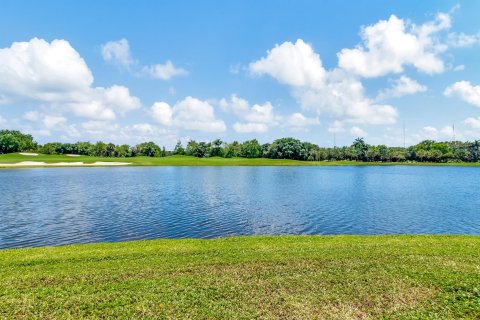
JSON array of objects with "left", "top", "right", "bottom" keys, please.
[
  {"left": 333, "top": 133, "right": 336, "bottom": 149},
  {"left": 452, "top": 124, "right": 456, "bottom": 143}
]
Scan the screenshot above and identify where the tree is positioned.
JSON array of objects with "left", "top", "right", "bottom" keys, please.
[
  {"left": 93, "top": 141, "right": 108, "bottom": 157},
  {"left": 209, "top": 139, "right": 224, "bottom": 157},
  {"left": 239, "top": 139, "right": 262, "bottom": 158},
  {"left": 0, "top": 134, "right": 20, "bottom": 154},
  {"left": 40, "top": 142, "right": 62, "bottom": 155},
  {"left": 138, "top": 142, "right": 161, "bottom": 157},
  {"left": 352, "top": 138, "right": 369, "bottom": 161},
  {"left": 115, "top": 144, "right": 131, "bottom": 157},
  {"left": 266, "top": 138, "right": 308, "bottom": 160},
  {"left": 0, "top": 130, "right": 37, "bottom": 152},
  {"left": 173, "top": 141, "right": 185, "bottom": 155},
  {"left": 106, "top": 143, "right": 116, "bottom": 157},
  {"left": 224, "top": 141, "right": 240, "bottom": 158}
]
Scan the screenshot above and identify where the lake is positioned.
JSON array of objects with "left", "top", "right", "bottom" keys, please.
[{"left": 1, "top": 166, "right": 479, "bottom": 249}]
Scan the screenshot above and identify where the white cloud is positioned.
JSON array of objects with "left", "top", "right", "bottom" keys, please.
[
  {"left": 283, "top": 112, "right": 319, "bottom": 128},
  {"left": 338, "top": 13, "right": 450, "bottom": 77},
  {"left": 463, "top": 117, "right": 480, "bottom": 129},
  {"left": 0, "top": 38, "right": 141, "bottom": 121},
  {"left": 0, "top": 38, "right": 93, "bottom": 101},
  {"left": 413, "top": 125, "right": 457, "bottom": 141},
  {"left": 233, "top": 122, "right": 268, "bottom": 133},
  {"left": 453, "top": 64, "right": 465, "bottom": 71},
  {"left": 249, "top": 40, "right": 398, "bottom": 125},
  {"left": 220, "top": 94, "right": 319, "bottom": 133},
  {"left": 422, "top": 125, "right": 439, "bottom": 139},
  {"left": 151, "top": 102, "right": 173, "bottom": 126},
  {"left": 377, "top": 76, "right": 427, "bottom": 100},
  {"left": 151, "top": 96, "right": 226, "bottom": 132},
  {"left": 350, "top": 126, "right": 368, "bottom": 137},
  {"left": 219, "top": 94, "right": 250, "bottom": 115},
  {"left": 101, "top": 39, "right": 134, "bottom": 68},
  {"left": 328, "top": 120, "right": 345, "bottom": 133},
  {"left": 101, "top": 85, "right": 141, "bottom": 114},
  {"left": 249, "top": 39, "right": 325, "bottom": 89},
  {"left": 220, "top": 95, "right": 277, "bottom": 133},
  {"left": 101, "top": 39, "right": 187, "bottom": 80},
  {"left": 244, "top": 102, "right": 276, "bottom": 124},
  {"left": 142, "top": 61, "right": 188, "bottom": 80},
  {"left": 447, "top": 32, "right": 479, "bottom": 48},
  {"left": 75, "top": 121, "right": 176, "bottom": 147},
  {"left": 43, "top": 115, "right": 67, "bottom": 128},
  {"left": 444, "top": 81, "right": 480, "bottom": 107},
  {"left": 23, "top": 111, "right": 41, "bottom": 122}
]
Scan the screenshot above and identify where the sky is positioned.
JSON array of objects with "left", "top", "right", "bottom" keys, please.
[{"left": 1, "top": 0, "right": 480, "bottom": 148}]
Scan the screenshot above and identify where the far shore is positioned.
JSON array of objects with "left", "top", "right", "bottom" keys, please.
[{"left": 2, "top": 153, "right": 480, "bottom": 168}]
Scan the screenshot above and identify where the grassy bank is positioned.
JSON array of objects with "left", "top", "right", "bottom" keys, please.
[
  {"left": 1, "top": 153, "right": 480, "bottom": 167},
  {"left": 0, "top": 235, "right": 479, "bottom": 319}
]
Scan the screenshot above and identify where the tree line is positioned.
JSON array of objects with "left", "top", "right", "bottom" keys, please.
[{"left": 1, "top": 129, "right": 480, "bottom": 163}]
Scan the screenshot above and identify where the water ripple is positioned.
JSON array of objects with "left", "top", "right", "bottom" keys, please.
[{"left": 1, "top": 166, "right": 480, "bottom": 249}]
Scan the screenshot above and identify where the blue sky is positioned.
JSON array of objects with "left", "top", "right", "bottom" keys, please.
[{"left": 1, "top": 0, "right": 480, "bottom": 148}]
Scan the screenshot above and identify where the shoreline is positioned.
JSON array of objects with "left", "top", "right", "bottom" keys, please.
[{"left": 1, "top": 153, "right": 480, "bottom": 168}]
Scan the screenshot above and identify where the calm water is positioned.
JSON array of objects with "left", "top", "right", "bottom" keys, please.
[{"left": 1, "top": 166, "right": 479, "bottom": 249}]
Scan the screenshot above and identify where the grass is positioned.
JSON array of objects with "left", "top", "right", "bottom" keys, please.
[
  {"left": 1, "top": 153, "right": 480, "bottom": 167},
  {"left": 0, "top": 235, "right": 479, "bottom": 319}
]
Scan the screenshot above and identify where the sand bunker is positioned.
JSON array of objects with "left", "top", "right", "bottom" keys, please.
[
  {"left": 66, "top": 154, "right": 81, "bottom": 157},
  {"left": 0, "top": 161, "right": 131, "bottom": 167},
  {"left": 19, "top": 153, "right": 39, "bottom": 156}
]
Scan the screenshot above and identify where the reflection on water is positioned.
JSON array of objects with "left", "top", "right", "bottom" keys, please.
[{"left": 1, "top": 166, "right": 479, "bottom": 249}]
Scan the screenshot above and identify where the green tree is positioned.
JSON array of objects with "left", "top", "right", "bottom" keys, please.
[
  {"left": 173, "top": 141, "right": 185, "bottom": 155},
  {"left": 138, "top": 142, "right": 161, "bottom": 157},
  {"left": 115, "top": 144, "right": 132, "bottom": 157},
  {"left": 0, "top": 130, "right": 37, "bottom": 152},
  {"left": 0, "top": 134, "right": 20, "bottom": 154},
  {"left": 209, "top": 139, "right": 224, "bottom": 157},
  {"left": 239, "top": 139, "right": 262, "bottom": 158},
  {"left": 352, "top": 138, "right": 369, "bottom": 161}
]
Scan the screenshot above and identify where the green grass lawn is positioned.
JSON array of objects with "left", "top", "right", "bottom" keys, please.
[
  {"left": 1, "top": 153, "right": 480, "bottom": 167},
  {"left": 1, "top": 235, "right": 479, "bottom": 319}
]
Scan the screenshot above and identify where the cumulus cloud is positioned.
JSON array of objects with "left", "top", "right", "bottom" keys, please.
[
  {"left": 377, "top": 76, "right": 427, "bottom": 100},
  {"left": 328, "top": 120, "right": 346, "bottom": 133},
  {"left": 413, "top": 125, "right": 457, "bottom": 141},
  {"left": 101, "top": 38, "right": 134, "bottom": 68},
  {"left": 75, "top": 121, "right": 175, "bottom": 146},
  {"left": 350, "top": 126, "right": 368, "bottom": 137},
  {"left": 249, "top": 40, "right": 398, "bottom": 125},
  {"left": 463, "top": 117, "right": 480, "bottom": 129},
  {"left": 444, "top": 81, "right": 480, "bottom": 107},
  {"left": 422, "top": 125, "right": 439, "bottom": 139},
  {"left": 0, "top": 38, "right": 93, "bottom": 101},
  {"left": 142, "top": 61, "right": 188, "bottom": 80},
  {"left": 151, "top": 96, "right": 226, "bottom": 132},
  {"left": 0, "top": 38, "right": 141, "bottom": 121},
  {"left": 249, "top": 39, "right": 325, "bottom": 89},
  {"left": 338, "top": 13, "right": 451, "bottom": 77},
  {"left": 283, "top": 113, "right": 320, "bottom": 128},
  {"left": 233, "top": 122, "right": 268, "bottom": 133},
  {"left": 43, "top": 115, "right": 67, "bottom": 128},
  {"left": 220, "top": 94, "right": 318, "bottom": 133},
  {"left": 101, "top": 39, "right": 187, "bottom": 80}
]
